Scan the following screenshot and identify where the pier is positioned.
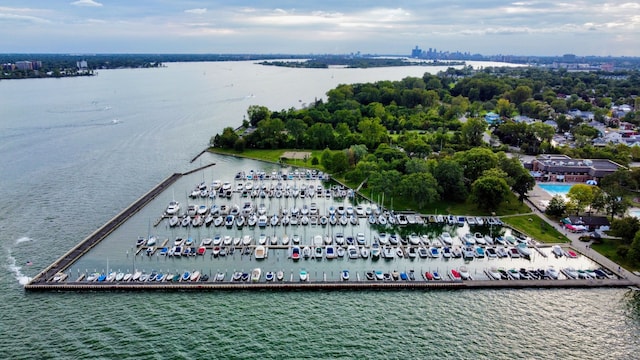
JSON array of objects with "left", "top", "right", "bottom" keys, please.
[
  {"left": 26, "top": 163, "right": 214, "bottom": 289},
  {"left": 23, "top": 277, "right": 634, "bottom": 292}
]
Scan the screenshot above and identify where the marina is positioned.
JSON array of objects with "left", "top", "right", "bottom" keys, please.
[{"left": 26, "top": 163, "right": 631, "bottom": 291}]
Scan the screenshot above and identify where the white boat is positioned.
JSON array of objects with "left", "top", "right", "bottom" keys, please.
[
  {"left": 458, "top": 266, "right": 471, "bottom": 280},
  {"left": 337, "top": 246, "right": 346, "bottom": 258},
  {"left": 302, "top": 246, "right": 311, "bottom": 259},
  {"left": 546, "top": 266, "right": 559, "bottom": 279},
  {"left": 341, "top": 270, "right": 350, "bottom": 281},
  {"left": 382, "top": 246, "right": 394, "bottom": 259},
  {"left": 429, "top": 246, "right": 441, "bottom": 258},
  {"left": 299, "top": 269, "right": 309, "bottom": 282},
  {"left": 360, "top": 247, "right": 369, "bottom": 258},
  {"left": 281, "top": 234, "right": 290, "bottom": 245},
  {"left": 439, "top": 232, "right": 453, "bottom": 245},
  {"left": 251, "top": 268, "right": 262, "bottom": 282},
  {"left": 265, "top": 271, "right": 274, "bottom": 282},
  {"left": 325, "top": 245, "right": 336, "bottom": 259},
  {"left": 169, "top": 215, "right": 179, "bottom": 227},
  {"left": 166, "top": 201, "right": 180, "bottom": 215},
  {"left": 190, "top": 271, "right": 201, "bottom": 282},
  {"left": 254, "top": 245, "right": 267, "bottom": 259},
  {"left": 517, "top": 243, "right": 532, "bottom": 258},
  {"left": 347, "top": 245, "right": 359, "bottom": 259},
  {"left": 276, "top": 270, "right": 284, "bottom": 281},
  {"left": 552, "top": 245, "right": 564, "bottom": 257},
  {"left": 258, "top": 234, "right": 267, "bottom": 245},
  {"left": 242, "top": 235, "right": 253, "bottom": 246},
  {"left": 488, "top": 267, "right": 502, "bottom": 280},
  {"left": 563, "top": 267, "right": 579, "bottom": 279}
]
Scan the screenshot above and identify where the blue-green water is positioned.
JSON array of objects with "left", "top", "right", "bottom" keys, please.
[{"left": 1, "top": 61, "right": 639, "bottom": 359}]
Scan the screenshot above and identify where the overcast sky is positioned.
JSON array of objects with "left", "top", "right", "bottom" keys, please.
[{"left": 1, "top": 1, "right": 639, "bottom": 56}]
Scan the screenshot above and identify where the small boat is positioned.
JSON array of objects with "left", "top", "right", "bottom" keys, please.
[
  {"left": 197, "top": 246, "right": 206, "bottom": 255},
  {"left": 429, "top": 247, "right": 441, "bottom": 258},
  {"left": 181, "top": 271, "right": 191, "bottom": 282},
  {"left": 496, "top": 247, "right": 508, "bottom": 258},
  {"left": 439, "top": 232, "right": 453, "bottom": 245},
  {"left": 371, "top": 243, "right": 380, "bottom": 259},
  {"left": 337, "top": 246, "right": 346, "bottom": 258},
  {"left": 432, "top": 271, "right": 442, "bottom": 281},
  {"left": 360, "top": 247, "right": 369, "bottom": 258},
  {"left": 488, "top": 267, "right": 502, "bottom": 280},
  {"left": 232, "top": 272, "right": 243, "bottom": 282},
  {"left": 565, "top": 250, "right": 578, "bottom": 258},
  {"left": 517, "top": 243, "right": 532, "bottom": 258},
  {"left": 302, "top": 246, "right": 311, "bottom": 259},
  {"left": 251, "top": 268, "right": 262, "bottom": 282},
  {"left": 299, "top": 269, "right": 308, "bottom": 282},
  {"left": 241, "top": 273, "right": 250, "bottom": 282},
  {"left": 374, "top": 270, "right": 384, "bottom": 281},
  {"left": 475, "top": 246, "right": 485, "bottom": 258},
  {"left": 449, "top": 269, "right": 462, "bottom": 281},
  {"left": 418, "top": 247, "right": 429, "bottom": 258},
  {"left": 254, "top": 245, "right": 267, "bottom": 259},
  {"left": 276, "top": 270, "right": 284, "bottom": 281},
  {"left": 265, "top": 271, "right": 275, "bottom": 282},
  {"left": 341, "top": 270, "right": 350, "bottom": 281},
  {"left": 215, "top": 272, "right": 225, "bottom": 282},
  {"left": 552, "top": 245, "right": 564, "bottom": 257},
  {"left": 546, "top": 266, "right": 559, "bottom": 279},
  {"left": 291, "top": 246, "right": 301, "bottom": 261},
  {"left": 325, "top": 245, "right": 336, "bottom": 259},
  {"left": 391, "top": 270, "right": 400, "bottom": 281},
  {"left": 347, "top": 245, "right": 359, "bottom": 259},
  {"left": 190, "top": 271, "right": 201, "bottom": 282},
  {"left": 382, "top": 246, "right": 394, "bottom": 259},
  {"left": 458, "top": 266, "right": 471, "bottom": 280},
  {"left": 485, "top": 247, "right": 497, "bottom": 258},
  {"left": 563, "top": 267, "right": 579, "bottom": 279}
]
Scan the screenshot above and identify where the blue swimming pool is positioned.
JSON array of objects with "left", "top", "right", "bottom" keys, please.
[{"left": 538, "top": 183, "right": 574, "bottom": 196}]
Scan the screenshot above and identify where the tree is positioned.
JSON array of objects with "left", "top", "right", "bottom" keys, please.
[
  {"left": 306, "top": 123, "right": 335, "bottom": 149},
  {"left": 460, "top": 117, "right": 487, "bottom": 147},
  {"left": 470, "top": 174, "right": 511, "bottom": 212},
  {"left": 545, "top": 195, "right": 566, "bottom": 217},
  {"left": 285, "top": 118, "right": 307, "bottom": 147},
  {"left": 212, "top": 127, "right": 239, "bottom": 148},
  {"left": 496, "top": 98, "right": 515, "bottom": 117},
  {"left": 454, "top": 147, "right": 498, "bottom": 183},
  {"left": 247, "top": 105, "right": 271, "bottom": 126},
  {"left": 368, "top": 170, "right": 403, "bottom": 200},
  {"left": 566, "top": 184, "right": 595, "bottom": 215},
  {"left": 330, "top": 151, "right": 350, "bottom": 174},
  {"left": 498, "top": 154, "right": 535, "bottom": 200},
  {"left": 433, "top": 159, "right": 467, "bottom": 201},
  {"left": 628, "top": 233, "right": 640, "bottom": 263},
  {"left": 358, "top": 117, "right": 388, "bottom": 149},
  {"left": 398, "top": 172, "right": 440, "bottom": 208},
  {"left": 610, "top": 217, "right": 640, "bottom": 243}
]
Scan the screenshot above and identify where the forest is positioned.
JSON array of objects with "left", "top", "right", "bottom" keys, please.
[{"left": 211, "top": 66, "right": 639, "bottom": 214}]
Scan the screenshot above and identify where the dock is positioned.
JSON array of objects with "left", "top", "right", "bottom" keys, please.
[
  {"left": 23, "top": 277, "right": 634, "bottom": 292},
  {"left": 25, "top": 165, "right": 201, "bottom": 289}
]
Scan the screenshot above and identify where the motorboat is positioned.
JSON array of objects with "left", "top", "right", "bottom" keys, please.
[
  {"left": 215, "top": 272, "right": 225, "bottom": 282},
  {"left": 474, "top": 232, "right": 485, "bottom": 245},
  {"left": 417, "top": 247, "right": 429, "bottom": 258},
  {"left": 265, "top": 271, "right": 274, "bottom": 282},
  {"left": 356, "top": 233, "right": 366, "bottom": 245},
  {"left": 292, "top": 234, "right": 301, "bottom": 244},
  {"left": 408, "top": 234, "right": 421, "bottom": 245},
  {"left": 395, "top": 247, "right": 404, "bottom": 258},
  {"left": 325, "top": 245, "right": 336, "bottom": 259},
  {"left": 291, "top": 246, "right": 301, "bottom": 261},
  {"left": 474, "top": 246, "right": 485, "bottom": 258},
  {"left": 374, "top": 270, "right": 384, "bottom": 281},
  {"left": 276, "top": 270, "right": 284, "bottom": 281},
  {"left": 190, "top": 271, "right": 201, "bottom": 282},
  {"left": 565, "top": 249, "right": 578, "bottom": 258},
  {"left": 488, "top": 267, "right": 502, "bottom": 280},
  {"left": 336, "top": 246, "right": 346, "bottom": 258},
  {"left": 495, "top": 247, "right": 508, "bottom": 258},
  {"left": 258, "top": 234, "right": 267, "bottom": 245},
  {"left": 334, "top": 233, "right": 345, "bottom": 245},
  {"left": 254, "top": 245, "right": 267, "bottom": 259},
  {"left": 382, "top": 246, "right": 394, "bottom": 259},
  {"left": 552, "top": 245, "right": 564, "bottom": 257},
  {"left": 281, "top": 235, "right": 290, "bottom": 245},
  {"left": 370, "top": 243, "right": 380, "bottom": 259},
  {"left": 360, "top": 247, "right": 369, "bottom": 258},
  {"left": 251, "top": 268, "right": 262, "bottom": 282},
  {"left": 545, "top": 266, "right": 559, "bottom": 279},
  {"left": 458, "top": 266, "right": 471, "bottom": 280},
  {"left": 166, "top": 201, "right": 180, "bottom": 215},
  {"left": 302, "top": 246, "right": 311, "bottom": 259},
  {"left": 508, "top": 247, "right": 520, "bottom": 258},
  {"left": 439, "top": 232, "right": 453, "bottom": 245},
  {"left": 213, "top": 216, "right": 224, "bottom": 227},
  {"left": 451, "top": 246, "right": 462, "bottom": 258},
  {"left": 347, "top": 245, "right": 359, "bottom": 259},
  {"left": 181, "top": 271, "right": 191, "bottom": 282},
  {"left": 197, "top": 246, "right": 206, "bottom": 255},
  {"left": 485, "top": 247, "right": 497, "bottom": 258},
  {"left": 341, "top": 270, "right": 350, "bottom": 281},
  {"left": 449, "top": 269, "right": 462, "bottom": 281},
  {"left": 365, "top": 271, "right": 375, "bottom": 281},
  {"left": 563, "top": 267, "right": 579, "bottom": 279},
  {"left": 441, "top": 246, "right": 451, "bottom": 258},
  {"left": 429, "top": 246, "right": 441, "bottom": 258},
  {"left": 517, "top": 243, "right": 532, "bottom": 258},
  {"left": 508, "top": 268, "right": 520, "bottom": 279},
  {"left": 432, "top": 271, "right": 442, "bottom": 280},
  {"left": 299, "top": 269, "right": 308, "bottom": 282}
]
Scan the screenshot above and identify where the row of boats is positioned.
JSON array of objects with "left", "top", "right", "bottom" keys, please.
[{"left": 55, "top": 265, "right": 616, "bottom": 284}]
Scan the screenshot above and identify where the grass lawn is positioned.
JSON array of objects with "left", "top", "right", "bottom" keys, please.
[
  {"left": 501, "top": 214, "right": 570, "bottom": 243},
  {"left": 591, "top": 238, "right": 639, "bottom": 272},
  {"left": 209, "top": 148, "right": 326, "bottom": 169}
]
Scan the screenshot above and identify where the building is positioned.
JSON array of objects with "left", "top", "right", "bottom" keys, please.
[
  {"left": 484, "top": 112, "right": 501, "bottom": 125},
  {"left": 529, "top": 154, "right": 624, "bottom": 183},
  {"left": 567, "top": 216, "right": 610, "bottom": 232}
]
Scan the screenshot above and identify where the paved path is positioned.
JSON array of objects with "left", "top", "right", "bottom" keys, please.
[{"left": 524, "top": 200, "right": 640, "bottom": 286}]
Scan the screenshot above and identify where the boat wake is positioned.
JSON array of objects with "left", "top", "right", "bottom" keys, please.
[
  {"left": 15, "top": 236, "right": 33, "bottom": 245},
  {"left": 5, "top": 249, "right": 32, "bottom": 286}
]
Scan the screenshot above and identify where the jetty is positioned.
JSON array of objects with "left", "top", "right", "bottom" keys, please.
[{"left": 25, "top": 164, "right": 215, "bottom": 289}]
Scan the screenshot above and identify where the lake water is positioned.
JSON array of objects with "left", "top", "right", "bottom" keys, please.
[{"left": 1, "top": 61, "right": 639, "bottom": 359}]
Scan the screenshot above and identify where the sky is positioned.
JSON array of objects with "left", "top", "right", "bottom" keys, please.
[{"left": 1, "top": 1, "right": 639, "bottom": 56}]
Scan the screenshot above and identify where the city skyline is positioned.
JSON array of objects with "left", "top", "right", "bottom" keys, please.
[{"left": 1, "top": 1, "right": 639, "bottom": 56}]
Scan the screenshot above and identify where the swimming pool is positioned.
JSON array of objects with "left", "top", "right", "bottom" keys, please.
[{"left": 537, "top": 183, "right": 574, "bottom": 196}]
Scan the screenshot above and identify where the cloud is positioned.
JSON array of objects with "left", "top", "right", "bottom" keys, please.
[
  {"left": 185, "top": 8, "right": 207, "bottom": 15},
  {"left": 70, "top": 0, "right": 103, "bottom": 7}
]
